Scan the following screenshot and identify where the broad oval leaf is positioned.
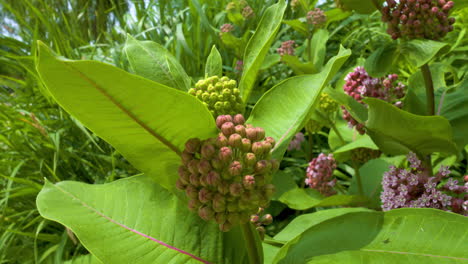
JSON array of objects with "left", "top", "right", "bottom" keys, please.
[
  {"left": 400, "top": 39, "right": 450, "bottom": 68},
  {"left": 37, "top": 176, "right": 249, "bottom": 264},
  {"left": 205, "top": 45, "right": 223, "bottom": 77},
  {"left": 248, "top": 46, "right": 351, "bottom": 159},
  {"left": 124, "top": 35, "right": 191, "bottom": 91},
  {"left": 36, "top": 42, "right": 217, "bottom": 190},
  {"left": 273, "top": 209, "right": 468, "bottom": 263},
  {"left": 364, "top": 98, "right": 458, "bottom": 157},
  {"left": 273, "top": 208, "right": 372, "bottom": 243},
  {"left": 239, "top": 0, "right": 287, "bottom": 102}
]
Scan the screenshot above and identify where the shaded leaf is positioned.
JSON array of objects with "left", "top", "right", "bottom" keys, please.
[
  {"left": 279, "top": 188, "right": 368, "bottom": 210},
  {"left": 240, "top": 0, "right": 287, "bottom": 101},
  {"left": 124, "top": 35, "right": 190, "bottom": 91},
  {"left": 273, "top": 209, "right": 468, "bottom": 263},
  {"left": 364, "top": 42, "right": 397, "bottom": 78}
]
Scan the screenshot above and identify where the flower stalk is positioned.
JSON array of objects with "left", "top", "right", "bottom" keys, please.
[{"left": 241, "top": 223, "right": 263, "bottom": 264}]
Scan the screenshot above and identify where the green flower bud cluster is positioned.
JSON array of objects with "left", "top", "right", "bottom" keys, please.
[
  {"left": 176, "top": 114, "right": 279, "bottom": 232},
  {"left": 188, "top": 76, "right": 244, "bottom": 118},
  {"left": 250, "top": 207, "right": 273, "bottom": 240},
  {"left": 351, "top": 147, "right": 382, "bottom": 164},
  {"left": 318, "top": 93, "right": 338, "bottom": 114}
]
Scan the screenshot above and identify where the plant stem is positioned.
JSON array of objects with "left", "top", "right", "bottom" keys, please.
[
  {"left": 330, "top": 121, "right": 345, "bottom": 145},
  {"left": 241, "top": 223, "right": 262, "bottom": 264},
  {"left": 353, "top": 162, "right": 363, "bottom": 196},
  {"left": 307, "top": 34, "right": 312, "bottom": 62},
  {"left": 421, "top": 63, "right": 435, "bottom": 116}
]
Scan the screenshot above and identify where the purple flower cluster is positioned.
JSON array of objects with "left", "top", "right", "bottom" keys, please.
[
  {"left": 342, "top": 67, "right": 406, "bottom": 134},
  {"left": 382, "top": 0, "right": 455, "bottom": 40},
  {"left": 305, "top": 153, "right": 337, "bottom": 196},
  {"left": 288, "top": 132, "right": 305, "bottom": 151},
  {"left": 176, "top": 114, "right": 279, "bottom": 231},
  {"left": 307, "top": 8, "right": 327, "bottom": 26},
  {"left": 277, "top": 40, "right": 296, "bottom": 57},
  {"left": 381, "top": 152, "right": 467, "bottom": 215}
]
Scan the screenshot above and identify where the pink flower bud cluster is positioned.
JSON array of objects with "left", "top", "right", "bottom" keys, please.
[
  {"left": 220, "top": 23, "right": 235, "bottom": 34},
  {"left": 351, "top": 147, "right": 382, "bottom": 164},
  {"left": 188, "top": 76, "right": 244, "bottom": 118},
  {"left": 305, "top": 153, "right": 337, "bottom": 196},
  {"left": 235, "top": 60, "right": 244, "bottom": 75},
  {"left": 342, "top": 67, "right": 406, "bottom": 134},
  {"left": 381, "top": 152, "right": 467, "bottom": 215},
  {"left": 242, "top": 6, "right": 255, "bottom": 19},
  {"left": 250, "top": 207, "right": 273, "bottom": 239},
  {"left": 288, "top": 132, "right": 305, "bottom": 151},
  {"left": 290, "top": 0, "right": 300, "bottom": 11},
  {"left": 382, "top": 0, "right": 455, "bottom": 40},
  {"left": 277, "top": 40, "right": 296, "bottom": 57},
  {"left": 307, "top": 8, "right": 327, "bottom": 26},
  {"left": 176, "top": 114, "right": 279, "bottom": 231}
]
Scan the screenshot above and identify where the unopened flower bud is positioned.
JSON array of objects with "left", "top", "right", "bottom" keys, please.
[
  {"left": 221, "top": 122, "right": 236, "bottom": 136},
  {"left": 241, "top": 138, "right": 251, "bottom": 152},
  {"left": 234, "top": 125, "right": 246, "bottom": 137},
  {"left": 175, "top": 179, "right": 187, "bottom": 190},
  {"left": 219, "top": 146, "right": 233, "bottom": 162},
  {"left": 264, "top": 137, "right": 276, "bottom": 147},
  {"left": 218, "top": 180, "right": 230, "bottom": 194},
  {"left": 228, "top": 133, "right": 243, "bottom": 148},
  {"left": 228, "top": 161, "right": 243, "bottom": 177},
  {"left": 252, "top": 142, "right": 264, "bottom": 156},
  {"left": 198, "top": 188, "right": 213, "bottom": 203},
  {"left": 201, "top": 143, "right": 216, "bottom": 159},
  {"left": 189, "top": 173, "right": 200, "bottom": 187},
  {"left": 243, "top": 175, "right": 255, "bottom": 189},
  {"left": 215, "top": 212, "right": 228, "bottom": 224},
  {"left": 181, "top": 151, "right": 193, "bottom": 165},
  {"left": 229, "top": 182, "right": 244, "bottom": 196},
  {"left": 198, "top": 159, "right": 212, "bottom": 175},
  {"left": 188, "top": 199, "right": 201, "bottom": 211},
  {"left": 255, "top": 160, "right": 272, "bottom": 174},
  {"left": 233, "top": 114, "right": 245, "bottom": 125},
  {"left": 187, "top": 160, "right": 200, "bottom": 174},
  {"left": 213, "top": 194, "right": 227, "bottom": 212},
  {"left": 244, "top": 153, "right": 257, "bottom": 167},
  {"left": 216, "top": 115, "right": 233, "bottom": 129},
  {"left": 198, "top": 206, "right": 215, "bottom": 221},
  {"left": 216, "top": 134, "right": 228, "bottom": 148},
  {"left": 185, "top": 138, "right": 201, "bottom": 154},
  {"left": 260, "top": 214, "right": 273, "bottom": 225}
]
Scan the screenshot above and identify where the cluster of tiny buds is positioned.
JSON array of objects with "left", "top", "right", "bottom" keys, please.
[
  {"left": 307, "top": 8, "right": 327, "bottom": 26},
  {"left": 318, "top": 92, "right": 338, "bottom": 114},
  {"left": 382, "top": 0, "right": 455, "bottom": 40},
  {"left": 177, "top": 114, "right": 279, "bottom": 231},
  {"left": 288, "top": 132, "right": 305, "bottom": 152},
  {"left": 342, "top": 67, "right": 406, "bottom": 134},
  {"left": 305, "top": 153, "right": 337, "bottom": 196},
  {"left": 250, "top": 207, "right": 273, "bottom": 239},
  {"left": 220, "top": 23, "right": 235, "bottom": 35},
  {"left": 277, "top": 40, "right": 296, "bottom": 57},
  {"left": 381, "top": 152, "right": 467, "bottom": 215},
  {"left": 351, "top": 148, "right": 382, "bottom": 164},
  {"left": 242, "top": 5, "right": 255, "bottom": 19},
  {"left": 290, "top": 0, "right": 300, "bottom": 11},
  {"left": 189, "top": 76, "right": 244, "bottom": 118}
]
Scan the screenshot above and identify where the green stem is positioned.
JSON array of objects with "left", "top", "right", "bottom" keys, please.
[
  {"left": 241, "top": 223, "right": 263, "bottom": 264},
  {"left": 421, "top": 63, "right": 435, "bottom": 116},
  {"left": 353, "top": 162, "right": 363, "bottom": 196},
  {"left": 307, "top": 34, "right": 312, "bottom": 62},
  {"left": 330, "top": 121, "right": 345, "bottom": 145}
]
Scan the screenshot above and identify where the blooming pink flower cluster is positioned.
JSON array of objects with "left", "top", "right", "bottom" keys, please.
[
  {"left": 242, "top": 5, "right": 254, "bottom": 19},
  {"left": 288, "top": 132, "right": 305, "bottom": 151},
  {"left": 342, "top": 67, "right": 406, "bottom": 134},
  {"left": 306, "top": 8, "right": 327, "bottom": 26},
  {"left": 382, "top": 0, "right": 455, "bottom": 40},
  {"left": 277, "top": 40, "right": 296, "bottom": 57},
  {"left": 381, "top": 152, "right": 467, "bottom": 215},
  {"left": 305, "top": 153, "right": 337, "bottom": 196}
]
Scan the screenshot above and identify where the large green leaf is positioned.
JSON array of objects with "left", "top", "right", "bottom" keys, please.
[
  {"left": 337, "top": 0, "right": 384, "bottom": 14},
  {"left": 279, "top": 188, "right": 368, "bottom": 211},
  {"left": 273, "top": 208, "right": 372, "bottom": 243},
  {"left": 36, "top": 42, "right": 217, "bottom": 190},
  {"left": 400, "top": 40, "right": 449, "bottom": 68},
  {"left": 64, "top": 255, "right": 102, "bottom": 264},
  {"left": 239, "top": 0, "right": 287, "bottom": 102},
  {"left": 349, "top": 159, "right": 391, "bottom": 209},
  {"left": 282, "top": 55, "right": 318, "bottom": 75},
  {"left": 37, "top": 176, "right": 248, "bottom": 264},
  {"left": 205, "top": 45, "right": 223, "bottom": 77},
  {"left": 364, "top": 42, "right": 397, "bottom": 78},
  {"left": 124, "top": 35, "right": 191, "bottom": 91},
  {"left": 273, "top": 209, "right": 468, "bottom": 263},
  {"left": 309, "top": 29, "right": 329, "bottom": 71},
  {"left": 248, "top": 47, "right": 351, "bottom": 159},
  {"left": 364, "top": 98, "right": 458, "bottom": 157}
]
